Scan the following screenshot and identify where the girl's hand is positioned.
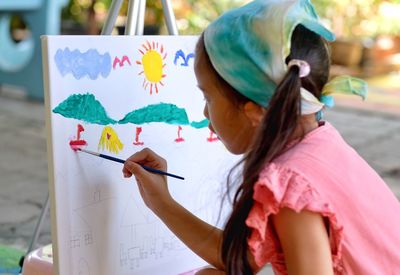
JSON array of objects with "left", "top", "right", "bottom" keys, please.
[
  {"left": 124, "top": 148, "right": 224, "bottom": 269},
  {"left": 122, "top": 148, "right": 173, "bottom": 213}
]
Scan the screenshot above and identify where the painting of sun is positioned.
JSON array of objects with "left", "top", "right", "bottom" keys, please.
[{"left": 136, "top": 41, "right": 167, "bottom": 95}]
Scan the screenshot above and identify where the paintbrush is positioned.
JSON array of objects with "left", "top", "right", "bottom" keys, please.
[{"left": 76, "top": 148, "right": 184, "bottom": 180}]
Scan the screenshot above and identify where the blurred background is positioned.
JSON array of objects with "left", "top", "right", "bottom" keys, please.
[
  {"left": 0, "top": 0, "right": 399, "bottom": 273},
  {"left": 4, "top": 0, "right": 400, "bottom": 109}
]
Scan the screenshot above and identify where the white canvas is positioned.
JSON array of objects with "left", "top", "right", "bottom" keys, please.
[{"left": 42, "top": 35, "right": 239, "bottom": 275}]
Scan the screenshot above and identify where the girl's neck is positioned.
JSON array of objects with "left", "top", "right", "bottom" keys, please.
[{"left": 291, "top": 114, "right": 320, "bottom": 141}]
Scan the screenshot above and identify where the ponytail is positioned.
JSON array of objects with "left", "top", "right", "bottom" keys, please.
[
  {"left": 221, "top": 25, "right": 330, "bottom": 274},
  {"left": 195, "top": 24, "right": 330, "bottom": 274},
  {"left": 222, "top": 65, "right": 303, "bottom": 274}
]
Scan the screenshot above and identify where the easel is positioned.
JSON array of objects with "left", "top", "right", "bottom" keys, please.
[
  {"left": 20, "top": 0, "right": 178, "bottom": 270},
  {"left": 102, "top": 0, "right": 178, "bottom": 35}
]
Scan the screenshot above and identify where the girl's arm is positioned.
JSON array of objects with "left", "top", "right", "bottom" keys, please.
[
  {"left": 123, "top": 148, "right": 224, "bottom": 270},
  {"left": 271, "top": 208, "right": 334, "bottom": 275}
]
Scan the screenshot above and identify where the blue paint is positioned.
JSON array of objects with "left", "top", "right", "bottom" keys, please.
[
  {"left": 54, "top": 48, "right": 112, "bottom": 80},
  {"left": 174, "top": 50, "right": 195, "bottom": 67}
]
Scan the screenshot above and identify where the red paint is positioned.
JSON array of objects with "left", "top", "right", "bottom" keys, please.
[
  {"left": 69, "top": 124, "right": 87, "bottom": 151},
  {"left": 70, "top": 140, "right": 87, "bottom": 151},
  {"left": 207, "top": 131, "right": 219, "bottom": 142},
  {"left": 77, "top": 124, "right": 84, "bottom": 140},
  {"left": 175, "top": 126, "right": 184, "bottom": 143},
  {"left": 133, "top": 127, "right": 144, "bottom": 146}
]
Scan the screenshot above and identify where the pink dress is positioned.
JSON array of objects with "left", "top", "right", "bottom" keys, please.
[{"left": 245, "top": 122, "right": 400, "bottom": 274}]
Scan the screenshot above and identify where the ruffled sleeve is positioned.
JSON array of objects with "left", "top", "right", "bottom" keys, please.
[{"left": 245, "top": 163, "right": 344, "bottom": 274}]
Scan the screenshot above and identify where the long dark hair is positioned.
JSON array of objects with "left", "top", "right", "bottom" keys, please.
[{"left": 195, "top": 25, "right": 331, "bottom": 274}]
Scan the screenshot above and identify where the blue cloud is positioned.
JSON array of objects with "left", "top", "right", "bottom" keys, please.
[{"left": 54, "top": 48, "right": 112, "bottom": 80}]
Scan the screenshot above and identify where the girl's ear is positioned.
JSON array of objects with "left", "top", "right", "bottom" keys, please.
[{"left": 243, "top": 101, "right": 265, "bottom": 127}]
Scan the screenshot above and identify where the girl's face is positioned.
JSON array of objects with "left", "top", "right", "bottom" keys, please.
[{"left": 195, "top": 63, "right": 260, "bottom": 155}]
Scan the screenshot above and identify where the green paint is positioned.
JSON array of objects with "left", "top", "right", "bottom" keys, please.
[
  {"left": 119, "top": 103, "right": 190, "bottom": 125},
  {"left": 53, "top": 94, "right": 208, "bottom": 128},
  {"left": 53, "top": 93, "right": 116, "bottom": 125},
  {"left": 190, "top": 119, "right": 209, "bottom": 129}
]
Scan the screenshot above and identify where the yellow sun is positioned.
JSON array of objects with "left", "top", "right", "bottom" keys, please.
[
  {"left": 98, "top": 126, "right": 124, "bottom": 154},
  {"left": 136, "top": 41, "right": 167, "bottom": 95}
]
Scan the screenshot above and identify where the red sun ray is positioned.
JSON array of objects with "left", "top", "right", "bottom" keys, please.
[
  {"left": 142, "top": 78, "right": 146, "bottom": 87},
  {"left": 152, "top": 41, "right": 155, "bottom": 49},
  {"left": 142, "top": 43, "right": 149, "bottom": 51},
  {"left": 147, "top": 41, "right": 152, "bottom": 50},
  {"left": 144, "top": 82, "right": 149, "bottom": 90},
  {"left": 159, "top": 81, "right": 164, "bottom": 86},
  {"left": 162, "top": 64, "right": 166, "bottom": 68},
  {"left": 160, "top": 45, "right": 164, "bottom": 53},
  {"left": 136, "top": 61, "right": 142, "bottom": 65},
  {"left": 156, "top": 42, "right": 159, "bottom": 49},
  {"left": 150, "top": 83, "right": 153, "bottom": 95},
  {"left": 155, "top": 84, "right": 159, "bottom": 94},
  {"left": 138, "top": 71, "right": 144, "bottom": 75},
  {"left": 139, "top": 49, "right": 145, "bottom": 55},
  {"left": 163, "top": 53, "right": 167, "bottom": 59},
  {"left": 162, "top": 74, "right": 166, "bottom": 78}
]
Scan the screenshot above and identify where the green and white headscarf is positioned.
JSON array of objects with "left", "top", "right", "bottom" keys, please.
[{"left": 204, "top": 0, "right": 367, "bottom": 114}]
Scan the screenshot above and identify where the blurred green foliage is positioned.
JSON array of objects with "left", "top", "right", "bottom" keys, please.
[
  {"left": 61, "top": 0, "right": 400, "bottom": 37},
  {"left": 174, "top": 0, "right": 248, "bottom": 34},
  {"left": 61, "top": 0, "right": 247, "bottom": 34},
  {"left": 62, "top": 0, "right": 98, "bottom": 24}
]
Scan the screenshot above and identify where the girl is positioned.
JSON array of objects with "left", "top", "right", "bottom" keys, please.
[{"left": 123, "top": 0, "right": 400, "bottom": 274}]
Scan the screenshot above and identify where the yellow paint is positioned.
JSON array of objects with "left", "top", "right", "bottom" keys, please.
[
  {"left": 98, "top": 126, "right": 124, "bottom": 154},
  {"left": 142, "top": 50, "right": 163, "bottom": 83}
]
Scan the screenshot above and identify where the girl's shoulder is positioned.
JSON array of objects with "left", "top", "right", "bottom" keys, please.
[
  {"left": 254, "top": 120, "right": 370, "bottom": 211},
  {"left": 249, "top": 122, "right": 400, "bottom": 273},
  {"left": 248, "top": 122, "right": 351, "bottom": 272},
  {"left": 264, "top": 121, "right": 355, "bottom": 178},
  {"left": 249, "top": 158, "right": 347, "bottom": 273}
]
